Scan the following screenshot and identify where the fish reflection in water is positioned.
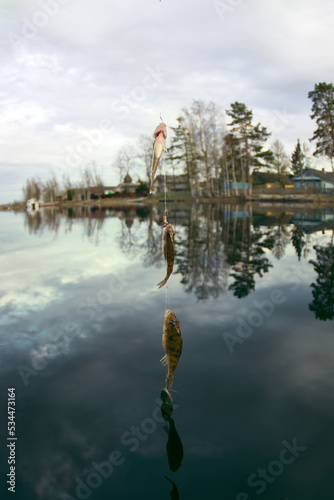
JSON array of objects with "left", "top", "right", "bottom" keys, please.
[
  {"left": 161, "top": 309, "right": 182, "bottom": 398},
  {"left": 165, "top": 476, "right": 180, "bottom": 500},
  {"left": 157, "top": 220, "right": 175, "bottom": 289},
  {"left": 164, "top": 417, "right": 184, "bottom": 472}
]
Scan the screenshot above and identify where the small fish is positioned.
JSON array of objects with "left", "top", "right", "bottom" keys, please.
[
  {"left": 165, "top": 418, "right": 184, "bottom": 472},
  {"left": 157, "top": 222, "right": 174, "bottom": 289},
  {"left": 150, "top": 122, "right": 167, "bottom": 194},
  {"left": 161, "top": 309, "right": 182, "bottom": 391}
]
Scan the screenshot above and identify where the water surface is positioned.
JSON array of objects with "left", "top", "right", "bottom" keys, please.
[{"left": 0, "top": 203, "right": 333, "bottom": 500}]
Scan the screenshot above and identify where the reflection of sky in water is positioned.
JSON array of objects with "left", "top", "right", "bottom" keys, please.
[{"left": 0, "top": 207, "right": 334, "bottom": 500}]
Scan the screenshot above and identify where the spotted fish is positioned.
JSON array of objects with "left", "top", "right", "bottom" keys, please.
[
  {"left": 161, "top": 310, "right": 182, "bottom": 391},
  {"left": 157, "top": 222, "right": 174, "bottom": 289},
  {"left": 150, "top": 122, "right": 167, "bottom": 194}
]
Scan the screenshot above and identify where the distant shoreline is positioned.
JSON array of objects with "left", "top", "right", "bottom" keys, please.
[
  {"left": 2, "top": 192, "right": 334, "bottom": 211},
  {"left": 40, "top": 192, "right": 334, "bottom": 208}
]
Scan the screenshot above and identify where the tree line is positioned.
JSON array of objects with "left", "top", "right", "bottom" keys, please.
[
  {"left": 22, "top": 162, "right": 104, "bottom": 203},
  {"left": 118, "top": 81, "right": 334, "bottom": 196},
  {"left": 22, "top": 82, "right": 334, "bottom": 201}
]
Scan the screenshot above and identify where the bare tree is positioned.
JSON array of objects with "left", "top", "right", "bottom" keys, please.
[
  {"left": 137, "top": 134, "right": 154, "bottom": 185},
  {"left": 42, "top": 173, "right": 59, "bottom": 203},
  {"left": 22, "top": 176, "right": 42, "bottom": 201},
  {"left": 80, "top": 167, "right": 93, "bottom": 201},
  {"left": 90, "top": 161, "right": 105, "bottom": 200},
  {"left": 270, "top": 139, "right": 290, "bottom": 178},
  {"left": 114, "top": 146, "right": 136, "bottom": 183}
]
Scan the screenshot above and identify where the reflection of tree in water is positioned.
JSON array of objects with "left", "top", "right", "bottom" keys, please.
[
  {"left": 141, "top": 211, "right": 163, "bottom": 268},
  {"left": 270, "top": 220, "right": 290, "bottom": 260},
  {"left": 173, "top": 204, "right": 274, "bottom": 300},
  {"left": 24, "top": 210, "right": 61, "bottom": 235},
  {"left": 291, "top": 225, "right": 307, "bottom": 261},
  {"left": 175, "top": 204, "right": 229, "bottom": 300},
  {"left": 226, "top": 221, "right": 273, "bottom": 299},
  {"left": 309, "top": 237, "right": 334, "bottom": 321},
  {"left": 83, "top": 207, "right": 106, "bottom": 245},
  {"left": 118, "top": 217, "right": 139, "bottom": 254}
]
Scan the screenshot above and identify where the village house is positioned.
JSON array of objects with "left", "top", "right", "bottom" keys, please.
[
  {"left": 113, "top": 182, "right": 140, "bottom": 196},
  {"left": 64, "top": 186, "right": 116, "bottom": 201},
  {"left": 251, "top": 171, "right": 294, "bottom": 189},
  {"left": 291, "top": 167, "right": 334, "bottom": 193}
]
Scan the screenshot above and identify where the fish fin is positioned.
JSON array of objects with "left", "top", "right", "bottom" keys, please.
[
  {"left": 160, "top": 354, "right": 167, "bottom": 366},
  {"left": 157, "top": 276, "right": 168, "bottom": 289}
]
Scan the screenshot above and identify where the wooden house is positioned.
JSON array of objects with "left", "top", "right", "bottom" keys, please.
[
  {"left": 252, "top": 172, "right": 293, "bottom": 189},
  {"left": 292, "top": 167, "right": 334, "bottom": 193}
]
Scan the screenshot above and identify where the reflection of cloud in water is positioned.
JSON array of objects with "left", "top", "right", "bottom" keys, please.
[
  {"left": 0, "top": 286, "right": 59, "bottom": 325},
  {"left": 0, "top": 218, "right": 137, "bottom": 328},
  {"left": 1, "top": 207, "right": 334, "bottom": 499}
]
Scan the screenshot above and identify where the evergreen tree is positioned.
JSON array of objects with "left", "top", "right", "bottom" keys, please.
[
  {"left": 291, "top": 139, "right": 305, "bottom": 176},
  {"left": 308, "top": 82, "right": 334, "bottom": 171},
  {"left": 226, "top": 102, "right": 272, "bottom": 193}
]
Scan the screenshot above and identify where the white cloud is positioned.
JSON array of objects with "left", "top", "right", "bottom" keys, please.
[{"left": 1, "top": 0, "right": 334, "bottom": 202}]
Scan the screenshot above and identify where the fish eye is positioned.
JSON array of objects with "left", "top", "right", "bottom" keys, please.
[{"left": 169, "top": 320, "right": 174, "bottom": 327}]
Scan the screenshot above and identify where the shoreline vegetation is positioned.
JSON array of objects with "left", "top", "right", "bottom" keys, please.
[{"left": 2, "top": 191, "right": 334, "bottom": 211}]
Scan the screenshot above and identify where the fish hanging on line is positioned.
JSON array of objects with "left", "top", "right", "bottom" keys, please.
[
  {"left": 149, "top": 122, "right": 167, "bottom": 194},
  {"left": 157, "top": 212, "right": 174, "bottom": 289},
  {"left": 161, "top": 309, "right": 182, "bottom": 395}
]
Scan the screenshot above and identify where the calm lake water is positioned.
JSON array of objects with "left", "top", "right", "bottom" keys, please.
[{"left": 0, "top": 203, "right": 334, "bottom": 500}]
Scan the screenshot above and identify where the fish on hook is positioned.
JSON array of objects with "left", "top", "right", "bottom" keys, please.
[
  {"left": 157, "top": 220, "right": 174, "bottom": 289},
  {"left": 149, "top": 122, "right": 167, "bottom": 194},
  {"left": 161, "top": 309, "right": 182, "bottom": 392}
]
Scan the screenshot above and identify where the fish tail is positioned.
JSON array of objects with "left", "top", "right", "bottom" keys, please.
[{"left": 157, "top": 276, "right": 168, "bottom": 289}]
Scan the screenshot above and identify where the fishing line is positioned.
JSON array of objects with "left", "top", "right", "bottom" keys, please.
[
  {"left": 163, "top": 153, "right": 168, "bottom": 215},
  {"left": 165, "top": 283, "right": 171, "bottom": 311},
  {"left": 158, "top": 0, "right": 164, "bottom": 123}
]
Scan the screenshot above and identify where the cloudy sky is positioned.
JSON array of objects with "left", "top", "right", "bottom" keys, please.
[{"left": 1, "top": 0, "right": 334, "bottom": 203}]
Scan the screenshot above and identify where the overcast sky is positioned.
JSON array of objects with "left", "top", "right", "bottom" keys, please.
[{"left": 1, "top": 0, "right": 334, "bottom": 203}]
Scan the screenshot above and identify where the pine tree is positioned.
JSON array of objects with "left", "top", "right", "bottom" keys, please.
[
  {"left": 291, "top": 139, "right": 305, "bottom": 176},
  {"left": 226, "top": 102, "right": 272, "bottom": 193},
  {"left": 308, "top": 82, "right": 334, "bottom": 171}
]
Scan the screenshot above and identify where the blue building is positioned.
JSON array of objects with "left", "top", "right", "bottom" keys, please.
[{"left": 292, "top": 167, "right": 334, "bottom": 193}]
